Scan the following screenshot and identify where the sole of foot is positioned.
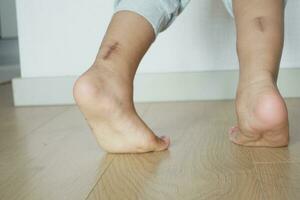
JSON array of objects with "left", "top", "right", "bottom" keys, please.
[
  {"left": 229, "top": 78, "right": 289, "bottom": 147},
  {"left": 73, "top": 65, "right": 170, "bottom": 153}
]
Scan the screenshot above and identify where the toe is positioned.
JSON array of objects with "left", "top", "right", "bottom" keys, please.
[
  {"left": 228, "top": 127, "right": 263, "bottom": 146},
  {"left": 228, "top": 127, "right": 240, "bottom": 143},
  {"left": 228, "top": 127, "right": 253, "bottom": 146},
  {"left": 153, "top": 136, "right": 170, "bottom": 151},
  {"left": 229, "top": 126, "right": 239, "bottom": 135}
]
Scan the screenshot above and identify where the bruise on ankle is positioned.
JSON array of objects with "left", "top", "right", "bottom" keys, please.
[
  {"left": 100, "top": 41, "right": 119, "bottom": 60},
  {"left": 254, "top": 16, "right": 266, "bottom": 32}
]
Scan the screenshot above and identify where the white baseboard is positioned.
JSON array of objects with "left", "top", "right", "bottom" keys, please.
[
  {"left": 12, "top": 69, "right": 300, "bottom": 106},
  {"left": 0, "top": 65, "right": 20, "bottom": 83}
]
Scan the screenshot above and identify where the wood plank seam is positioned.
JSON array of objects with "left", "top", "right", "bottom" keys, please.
[{"left": 84, "top": 157, "right": 115, "bottom": 200}]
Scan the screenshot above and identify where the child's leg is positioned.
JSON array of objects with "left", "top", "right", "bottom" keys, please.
[
  {"left": 229, "top": 0, "right": 289, "bottom": 147},
  {"left": 73, "top": 11, "right": 169, "bottom": 153}
]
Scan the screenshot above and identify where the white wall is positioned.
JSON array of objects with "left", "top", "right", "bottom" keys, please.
[
  {"left": 16, "top": 0, "right": 300, "bottom": 78},
  {"left": 0, "top": 0, "right": 18, "bottom": 38}
]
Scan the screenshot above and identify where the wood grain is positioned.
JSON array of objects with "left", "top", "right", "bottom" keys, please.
[
  {"left": 0, "top": 83, "right": 151, "bottom": 200},
  {"left": 1, "top": 83, "right": 300, "bottom": 200},
  {"left": 256, "top": 163, "right": 300, "bottom": 200},
  {"left": 0, "top": 107, "right": 111, "bottom": 200},
  {"left": 0, "top": 83, "right": 68, "bottom": 151},
  {"left": 87, "top": 101, "right": 263, "bottom": 200}
]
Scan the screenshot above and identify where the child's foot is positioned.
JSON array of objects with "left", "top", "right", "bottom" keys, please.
[
  {"left": 229, "top": 73, "right": 289, "bottom": 147},
  {"left": 73, "top": 64, "right": 170, "bottom": 153}
]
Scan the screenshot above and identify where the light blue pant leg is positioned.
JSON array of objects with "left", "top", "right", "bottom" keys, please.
[
  {"left": 222, "top": 0, "right": 288, "bottom": 18},
  {"left": 114, "top": 0, "right": 191, "bottom": 36}
]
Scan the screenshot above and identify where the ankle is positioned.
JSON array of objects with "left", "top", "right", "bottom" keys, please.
[
  {"left": 93, "top": 59, "right": 136, "bottom": 82},
  {"left": 73, "top": 63, "right": 134, "bottom": 111},
  {"left": 238, "top": 70, "right": 276, "bottom": 92}
]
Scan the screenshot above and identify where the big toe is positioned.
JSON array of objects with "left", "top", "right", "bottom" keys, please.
[
  {"left": 228, "top": 126, "right": 241, "bottom": 144},
  {"left": 228, "top": 126, "right": 258, "bottom": 146},
  {"left": 152, "top": 136, "right": 170, "bottom": 151}
]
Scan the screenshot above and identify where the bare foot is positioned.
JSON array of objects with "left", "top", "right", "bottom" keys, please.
[
  {"left": 73, "top": 64, "right": 170, "bottom": 153},
  {"left": 229, "top": 74, "right": 289, "bottom": 147}
]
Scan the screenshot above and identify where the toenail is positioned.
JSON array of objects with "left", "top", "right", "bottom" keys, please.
[
  {"left": 161, "top": 136, "right": 170, "bottom": 144},
  {"left": 229, "top": 127, "right": 235, "bottom": 134},
  {"left": 229, "top": 130, "right": 237, "bottom": 139}
]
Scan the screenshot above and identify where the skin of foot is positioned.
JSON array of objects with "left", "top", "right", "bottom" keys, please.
[
  {"left": 73, "top": 11, "right": 170, "bottom": 153},
  {"left": 230, "top": 0, "right": 289, "bottom": 147},
  {"left": 229, "top": 73, "right": 289, "bottom": 147},
  {"left": 73, "top": 64, "right": 170, "bottom": 153}
]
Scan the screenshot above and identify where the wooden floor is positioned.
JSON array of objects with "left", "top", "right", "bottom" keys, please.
[{"left": 1, "top": 82, "right": 300, "bottom": 200}]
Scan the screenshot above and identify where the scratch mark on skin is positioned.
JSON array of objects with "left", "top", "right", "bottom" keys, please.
[
  {"left": 254, "top": 17, "right": 265, "bottom": 32},
  {"left": 101, "top": 42, "right": 119, "bottom": 60}
]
